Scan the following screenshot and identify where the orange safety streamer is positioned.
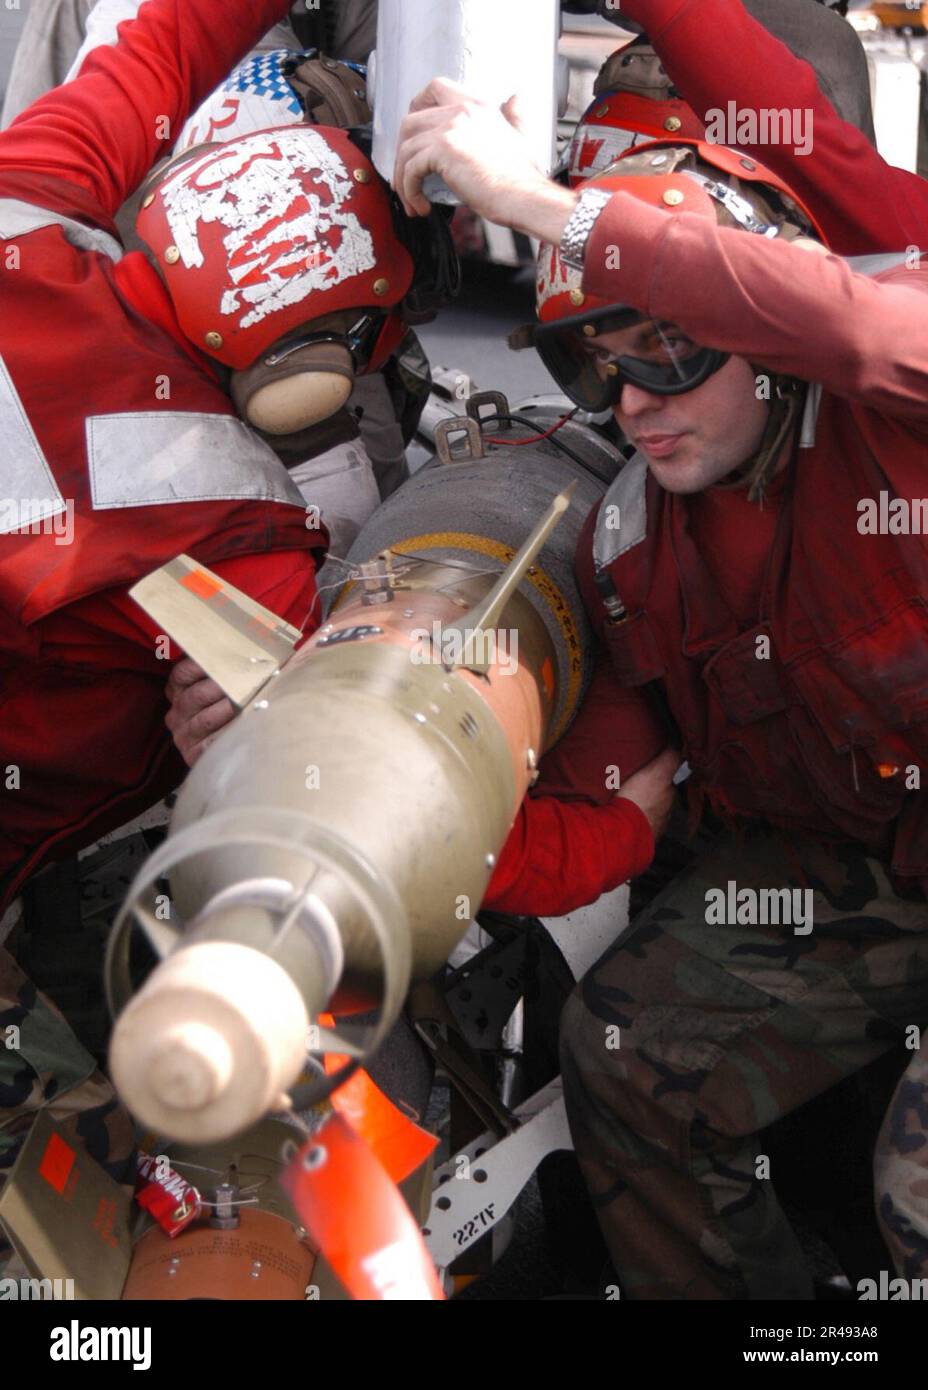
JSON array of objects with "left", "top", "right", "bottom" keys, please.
[
  {"left": 281, "top": 1111, "right": 445, "bottom": 1301},
  {"left": 318, "top": 1013, "right": 438, "bottom": 1184}
]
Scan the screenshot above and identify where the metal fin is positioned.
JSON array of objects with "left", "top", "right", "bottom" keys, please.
[
  {"left": 130, "top": 554, "right": 301, "bottom": 708},
  {"left": 441, "top": 483, "right": 575, "bottom": 676},
  {"left": 132, "top": 902, "right": 183, "bottom": 960}
]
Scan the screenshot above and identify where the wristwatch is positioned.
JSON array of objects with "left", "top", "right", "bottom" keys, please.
[{"left": 559, "top": 187, "right": 613, "bottom": 271}]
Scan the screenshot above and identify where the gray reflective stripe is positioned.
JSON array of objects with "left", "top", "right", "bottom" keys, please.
[
  {"left": 593, "top": 452, "right": 648, "bottom": 572},
  {"left": 87, "top": 411, "right": 307, "bottom": 510},
  {"left": 846, "top": 252, "right": 911, "bottom": 276},
  {"left": 0, "top": 197, "right": 122, "bottom": 262},
  {"left": 797, "top": 255, "right": 909, "bottom": 447},
  {"left": 0, "top": 354, "right": 67, "bottom": 533},
  {"left": 800, "top": 382, "right": 822, "bottom": 449}
]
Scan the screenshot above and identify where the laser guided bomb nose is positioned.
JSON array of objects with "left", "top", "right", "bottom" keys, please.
[
  {"left": 109, "top": 404, "right": 621, "bottom": 1141},
  {"left": 109, "top": 942, "right": 312, "bottom": 1143}
]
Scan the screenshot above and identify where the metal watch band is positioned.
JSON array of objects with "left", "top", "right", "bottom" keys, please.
[{"left": 559, "top": 187, "right": 613, "bottom": 271}]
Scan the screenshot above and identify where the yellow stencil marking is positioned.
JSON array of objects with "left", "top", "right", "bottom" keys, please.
[{"left": 388, "top": 531, "right": 584, "bottom": 742}]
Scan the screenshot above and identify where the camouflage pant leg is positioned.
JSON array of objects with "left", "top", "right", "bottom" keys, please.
[
  {"left": 0, "top": 946, "right": 135, "bottom": 1189},
  {"left": 874, "top": 1047, "right": 928, "bottom": 1279},
  {"left": 559, "top": 828, "right": 928, "bottom": 1300}
]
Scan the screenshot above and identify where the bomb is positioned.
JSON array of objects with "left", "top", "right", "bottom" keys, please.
[{"left": 107, "top": 400, "right": 622, "bottom": 1143}]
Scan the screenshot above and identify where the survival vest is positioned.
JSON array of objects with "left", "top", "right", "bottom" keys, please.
[{"left": 582, "top": 402, "right": 928, "bottom": 883}]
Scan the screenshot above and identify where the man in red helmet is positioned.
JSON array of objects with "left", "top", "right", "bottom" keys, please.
[
  {"left": 567, "top": 0, "right": 877, "bottom": 191},
  {"left": 0, "top": 0, "right": 414, "bottom": 916},
  {"left": 593, "top": 0, "right": 923, "bottom": 256},
  {"left": 0, "top": 0, "right": 413, "bottom": 1192},
  {"left": 390, "top": 83, "right": 928, "bottom": 1298},
  {"left": 568, "top": 37, "right": 707, "bottom": 184}
]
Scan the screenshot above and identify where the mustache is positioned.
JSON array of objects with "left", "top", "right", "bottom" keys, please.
[{"left": 625, "top": 427, "right": 688, "bottom": 442}]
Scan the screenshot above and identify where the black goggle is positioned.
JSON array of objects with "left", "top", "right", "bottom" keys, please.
[
  {"left": 262, "top": 312, "right": 384, "bottom": 372},
  {"left": 516, "top": 305, "right": 729, "bottom": 411}
]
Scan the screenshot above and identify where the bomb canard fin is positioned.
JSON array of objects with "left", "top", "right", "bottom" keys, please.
[{"left": 130, "top": 554, "right": 301, "bottom": 708}]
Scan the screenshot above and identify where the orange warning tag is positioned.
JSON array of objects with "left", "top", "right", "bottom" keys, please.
[
  {"left": 38, "top": 1132, "right": 75, "bottom": 1195},
  {"left": 316, "top": 1020, "right": 437, "bottom": 1185},
  {"left": 181, "top": 568, "right": 223, "bottom": 600}
]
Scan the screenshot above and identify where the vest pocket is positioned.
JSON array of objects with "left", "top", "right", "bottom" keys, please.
[
  {"left": 786, "top": 704, "right": 904, "bottom": 821},
  {"left": 697, "top": 739, "right": 807, "bottom": 820},
  {"left": 601, "top": 611, "right": 666, "bottom": 686},
  {"left": 786, "top": 601, "right": 928, "bottom": 755},
  {"left": 701, "top": 626, "right": 788, "bottom": 726}
]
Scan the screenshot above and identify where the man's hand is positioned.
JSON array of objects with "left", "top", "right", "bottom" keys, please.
[
  {"left": 614, "top": 747, "right": 680, "bottom": 841},
  {"left": 165, "top": 658, "right": 237, "bottom": 768},
  {"left": 393, "top": 77, "right": 577, "bottom": 244}
]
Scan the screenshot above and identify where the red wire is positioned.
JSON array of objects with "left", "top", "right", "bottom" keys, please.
[{"left": 484, "top": 411, "right": 576, "bottom": 447}]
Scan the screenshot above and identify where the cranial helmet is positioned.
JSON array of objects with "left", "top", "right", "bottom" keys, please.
[
  {"left": 568, "top": 41, "right": 705, "bottom": 185},
  {"left": 136, "top": 125, "right": 414, "bottom": 434},
  {"left": 515, "top": 140, "right": 827, "bottom": 499}
]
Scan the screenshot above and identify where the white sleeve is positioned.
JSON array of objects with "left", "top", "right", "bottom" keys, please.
[{"left": 63, "top": 0, "right": 147, "bottom": 83}]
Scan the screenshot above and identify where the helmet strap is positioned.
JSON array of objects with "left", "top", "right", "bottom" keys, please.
[{"left": 714, "top": 375, "right": 805, "bottom": 504}]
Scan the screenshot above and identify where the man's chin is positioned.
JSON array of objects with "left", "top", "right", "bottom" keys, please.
[{"left": 644, "top": 453, "right": 712, "bottom": 495}]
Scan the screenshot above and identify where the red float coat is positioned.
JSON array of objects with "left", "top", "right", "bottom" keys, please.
[
  {"left": 486, "top": 206, "right": 928, "bottom": 918},
  {"left": 0, "top": 0, "right": 326, "bottom": 913}
]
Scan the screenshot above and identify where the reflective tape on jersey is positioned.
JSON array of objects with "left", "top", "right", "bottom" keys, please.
[
  {"left": 0, "top": 354, "right": 68, "bottom": 534},
  {"left": 86, "top": 410, "right": 307, "bottom": 509}
]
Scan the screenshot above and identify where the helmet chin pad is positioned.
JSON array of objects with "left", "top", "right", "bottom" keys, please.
[{"left": 232, "top": 341, "right": 355, "bottom": 434}]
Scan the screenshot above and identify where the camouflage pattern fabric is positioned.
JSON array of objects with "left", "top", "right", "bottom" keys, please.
[
  {"left": 875, "top": 1047, "right": 928, "bottom": 1279},
  {"left": 0, "top": 833, "right": 163, "bottom": 1251},
  {"left": 560, "top": 826, "right": 928, "bottom": 1299},
  {"left": 0, "top": 946, "right": 135, "bottom": 1188}
]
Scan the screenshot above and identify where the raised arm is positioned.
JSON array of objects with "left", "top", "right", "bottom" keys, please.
[
  {"left": 0, "top": 0, "right": 292, "bottom": 221},
  {"left": 583, "top": 194, "right": 928, "bottom": 426},
  {"left": 618, "top": 0, "right": 928, "bottom": 254},
  {"left": 394, "top": 79, "right": 928, "bottom": 432}
]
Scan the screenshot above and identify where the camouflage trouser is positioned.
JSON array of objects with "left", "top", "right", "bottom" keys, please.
[
  {"left": 560, "top": 827, "right": 928, "bottom": 1299},
  {"left": 0, "top": 942, "right": 135, "bottom": 1262},
  {"left": 0, "top": 834, "right": 166, "bottom": 1252},
  {"left": 875, "top": 1048, "right": 928, "bottom": 1279}
]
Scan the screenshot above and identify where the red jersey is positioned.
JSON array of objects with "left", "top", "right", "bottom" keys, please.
[{"left": 0, "top": 0, "right": 326, "bottom": 910}]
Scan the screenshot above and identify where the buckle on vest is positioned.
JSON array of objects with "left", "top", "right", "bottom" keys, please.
[{"left": 594, "top": 566, "right": 628, "bottom": 625}]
